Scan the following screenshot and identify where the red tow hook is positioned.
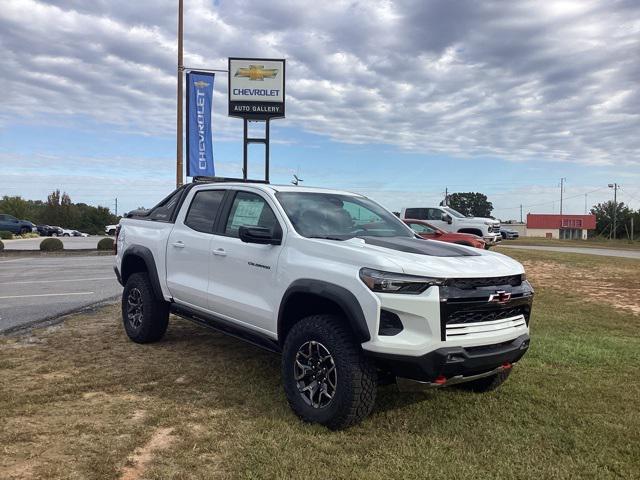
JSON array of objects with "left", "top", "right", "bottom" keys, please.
[
  {"left": 502, "top": 362, "right": 513, "bottom": 370},
  {"left": 434, "top": 375, "right": 447, "bottom": 385}
]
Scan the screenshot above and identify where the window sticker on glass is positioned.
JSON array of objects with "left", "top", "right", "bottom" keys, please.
[{"left": 230, "top": 199, "right": 265, "bottom": 228}]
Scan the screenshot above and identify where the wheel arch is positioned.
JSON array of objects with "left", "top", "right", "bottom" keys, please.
[
  {"left": 278, "top": 279, "right": 371, "bottom": 346},
  {"left": 457, "top": 228, "right": 483, "bottom": 237},
  {"left": 121, "top": 245, "right": 164, "bottom": 300}
]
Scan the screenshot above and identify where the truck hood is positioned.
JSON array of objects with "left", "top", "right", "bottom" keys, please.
[
  {"left": 457, "top": 216, "right": 499, "bottom": 226},
  {"left": 337, "top": 236, "right": 523, "bottom": 278}
]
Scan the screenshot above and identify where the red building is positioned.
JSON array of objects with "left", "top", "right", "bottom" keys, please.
[{"left": 526, "top": 214, "right": 597, "bottom": 240}]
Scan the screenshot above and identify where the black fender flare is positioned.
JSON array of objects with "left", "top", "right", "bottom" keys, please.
[
  {"left": 121, "top": 245, "right": 164, "bottom": 301},
  {"left": 278, "top": 279, "right": 371, "bottom": 344}
]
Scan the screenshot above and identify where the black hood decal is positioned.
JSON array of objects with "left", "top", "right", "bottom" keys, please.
[{"left": 361, "top": 236, "right": 480, "bottom": 257}]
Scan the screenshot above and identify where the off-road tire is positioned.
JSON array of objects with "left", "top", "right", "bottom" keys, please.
[
  {"left": 455, "top": 368, "right": 511, "bottom": 393},
  {"left": 282, "top": 314, "right": 377, "bottom": 430},
  {"left": 121, "top": 272, "right": 169, "bottom": 343}
]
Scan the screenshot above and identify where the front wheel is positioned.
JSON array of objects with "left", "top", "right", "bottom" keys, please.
[
  {"left": 121, "top": 272, "right": 169, "bottom": 343},
  {"left": 282, "top": 314, "right": 377, "bottom": 430}
]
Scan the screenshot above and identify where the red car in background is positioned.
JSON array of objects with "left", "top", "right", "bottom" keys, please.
[{"left": 403, "top": 219, "right": 486, "bottom": 249}]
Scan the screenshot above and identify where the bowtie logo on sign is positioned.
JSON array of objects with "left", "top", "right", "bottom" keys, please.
[
  {"left": 193, "top": 81, "right": 209, "bottom": 88},
  {"left": 234, "top": 65, "right": 279, "bottom": 81}
]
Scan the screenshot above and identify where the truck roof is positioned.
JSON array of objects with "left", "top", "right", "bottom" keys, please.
[{"left": 194, "top": 181, "right": 363, "bottom": 197}]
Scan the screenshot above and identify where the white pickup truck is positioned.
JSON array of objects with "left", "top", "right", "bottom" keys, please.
[
  {"left": 114, "top": 181, "right": 533, "bottom": 429},
  {"left": 400, "top": 206, "right": 502, "bottom": 247}
]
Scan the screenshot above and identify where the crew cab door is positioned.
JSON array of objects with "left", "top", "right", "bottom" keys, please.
[
  {"left": 165, "top": 188, "right": 226, "bottom": 308},
  {"left": 426, "top": 208, "right": 449, "bottom": 231},
  {"left": 207, "top": 189, "right": 285, "bottom": 334}
]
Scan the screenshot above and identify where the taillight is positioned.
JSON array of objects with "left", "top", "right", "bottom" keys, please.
[{"left": 114, "top": 225, "right": 121, "bottom": 254}]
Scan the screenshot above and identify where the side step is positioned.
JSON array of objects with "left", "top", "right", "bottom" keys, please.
[{"left": 169, "top": 304, "right": 281, "bottom": 354}]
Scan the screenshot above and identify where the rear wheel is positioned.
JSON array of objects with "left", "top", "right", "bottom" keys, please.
[
  {"left": 19, "top": 227, "right": 30, "bottom": 235},
  {"left": 121, "top": 272, "right": 169, "bottom": 343},
  {"left": 282, "top": 314, "right": 377, "bottom": 430},
  {"left": 455, "top": 368, "right": 511, "bottom": 392}
]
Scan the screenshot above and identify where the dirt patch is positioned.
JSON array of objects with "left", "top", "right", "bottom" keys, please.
[
  {"left": 119, "top": 427, "right": 175, "bottom": 480},
  {"left": 522, "top": 259, "right": 640, "bottom": 315}
]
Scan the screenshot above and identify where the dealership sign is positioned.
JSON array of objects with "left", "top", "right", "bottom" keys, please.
[{"left": 228, "top": 58, "right": 285, "bottom": 119}]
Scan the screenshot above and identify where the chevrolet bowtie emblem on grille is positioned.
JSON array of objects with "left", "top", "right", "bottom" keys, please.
[
  {"left": 488, "top": 290, "right": 511, "bottom": 304},
  {"left": 234, "top": 65, "right": 278, "bottom": 81},
  {"left": 194, "top": 81, "right": 209, "bottom": 88}
]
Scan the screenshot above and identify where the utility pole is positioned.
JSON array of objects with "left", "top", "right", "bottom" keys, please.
[
  {"left": 444, "top": 187, "right": 448, "bottom": 206},
  {"left": 176, "top": 0, "right": 184, "bottom": 188},
  {"left": 520, "top": 204, "right": 523, "bottom": 223},
  {"left": 584, "top": 193, "right": 587, "bottom": 214},
  {"left": 559, "top": 177, "right": 566, "bottom": 215},
  {"left": 115, "top": 198, "right": 118, "bottom": 217},
  {"left": 608, "top": 183, "right": 619, "bottom": 239}
]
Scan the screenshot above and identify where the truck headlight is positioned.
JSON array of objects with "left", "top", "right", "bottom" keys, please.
[{"left": 359, "top": 268, "right": 445, "bottom": 294}]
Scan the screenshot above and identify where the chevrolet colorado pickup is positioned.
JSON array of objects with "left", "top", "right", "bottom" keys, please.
[
  {"left": 114, "top": 181, "right": 533, "bottom": 429},
  {"left": 400, "top": 206, "right": 502, "bottom": 247}
]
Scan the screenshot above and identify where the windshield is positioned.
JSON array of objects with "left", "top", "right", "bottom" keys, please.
[
  {"left": 276, "top": 192, "right": 413, "bottom": 240},
  {"left": 443, "top": 207, "right": 467, "bottom": 218}
]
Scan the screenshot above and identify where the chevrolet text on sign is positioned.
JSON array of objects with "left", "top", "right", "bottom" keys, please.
[{"left": 228, "top": 58, "right": 285, "bottom": 119}]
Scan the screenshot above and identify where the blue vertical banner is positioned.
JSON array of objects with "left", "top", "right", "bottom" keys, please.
[{"left": 186, "top": 71, "right": 215, "bottom": 177}]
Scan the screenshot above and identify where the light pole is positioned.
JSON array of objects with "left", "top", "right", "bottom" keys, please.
[
  {"left": 176, "top": 0, "right": 184, "bottom": 188},
  {"left": 608, "top": 183, "right": 618, "bottom": 239}
]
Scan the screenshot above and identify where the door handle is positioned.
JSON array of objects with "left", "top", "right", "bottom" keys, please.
[
  {"left": 172, "top": 241, "right": 185, "bottom": 248},
  {"left": 212, "top": 248, "right": 227, "bottom": 257}
]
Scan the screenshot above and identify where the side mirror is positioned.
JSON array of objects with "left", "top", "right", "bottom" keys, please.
[
  {"left": 239, "top": 226, "right": 282, "bottom": 245},
  {"left": 441, "top": 214, "right": 452, "bottom": 224}
]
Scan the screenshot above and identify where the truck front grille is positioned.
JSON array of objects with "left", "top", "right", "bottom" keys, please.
[
  {"left": 439, "top": 282, "right": 533, "bottom": 341},
  {"left": 446, "top": 275, "right": 522, "bottom": 289},
  {"left": 447, "top": 305, "right": 530, "bottom": 325}
]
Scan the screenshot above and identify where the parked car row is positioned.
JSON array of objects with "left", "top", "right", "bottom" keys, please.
[{"left": 0, "top": 214, "right": 92, "bottom": 237}]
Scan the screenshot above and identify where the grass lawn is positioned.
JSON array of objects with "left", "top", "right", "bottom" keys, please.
[
  {"left": 502, "top": 236, "right": 640, "bottom": 250},
  {"left": 1, "top": 250, "right": 639, "bottom": 479}
]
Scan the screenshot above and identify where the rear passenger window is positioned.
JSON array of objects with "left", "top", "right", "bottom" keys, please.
[
  {"left": 224, "top": 191, "right": 279, "bottom": 238},
  {"left": 184, "top": 190, "right": 225, "bottom": 233},
  {"left": 148, "top": 189, "right": 183, "bottom": 222},
  {"left": 405, "top": 208, "right": 427, "bottom": 220}
]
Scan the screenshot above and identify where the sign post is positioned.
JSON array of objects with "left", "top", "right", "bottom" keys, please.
[{"left": 228, "top": 58, "right": 286, "bottom": 182}]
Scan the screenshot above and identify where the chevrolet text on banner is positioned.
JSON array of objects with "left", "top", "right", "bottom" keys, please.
[
  {"left": 186, "top": 71, "right": 215, "bottom": 177},
  {"left": 228, "top": 58, "right": 285, "bottom": 119}
]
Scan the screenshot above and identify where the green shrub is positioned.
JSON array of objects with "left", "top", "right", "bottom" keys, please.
[
  {"left": 0, "top": 240, "right": 4, "bottom": 251},
  {"left": 97, "top": 238, "right": 114, "bottom": 251},
  {"left": 40, "top": 237, "right": 64, "bottom": 252},
  {"left": 0, "top": 230, "right": 13, "bottom": 240}
]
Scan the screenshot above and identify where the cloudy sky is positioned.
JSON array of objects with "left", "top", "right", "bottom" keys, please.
[{"left": 1, "top": 0, "right": 639, "bottom": 219}]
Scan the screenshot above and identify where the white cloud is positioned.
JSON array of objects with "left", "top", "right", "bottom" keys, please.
[{"left": 0, "top": 0, "right": 638, "bottom": 168}]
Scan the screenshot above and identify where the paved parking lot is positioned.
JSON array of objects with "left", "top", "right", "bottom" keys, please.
[
  {"left": 0, "top": 255, "right": 121, "bottom": 333},
  {"left": 2, "top": 236, "right": 111, "bottom": 250}
]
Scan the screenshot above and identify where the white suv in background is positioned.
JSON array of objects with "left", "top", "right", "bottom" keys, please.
[{"left": 114, "top": 182, "right": 532, "bottom": 429}]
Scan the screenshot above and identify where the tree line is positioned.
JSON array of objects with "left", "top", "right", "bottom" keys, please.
[{"left": 0, "top": 190, "right": 120, "bottom": 235}]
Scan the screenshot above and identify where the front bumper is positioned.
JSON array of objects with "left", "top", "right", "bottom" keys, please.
[
  {"left": 483, "top": 234, "right": 502, "bottom": 245},
  {"left": 366, "top": 334, "right": 530, "bottom": 382}
]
